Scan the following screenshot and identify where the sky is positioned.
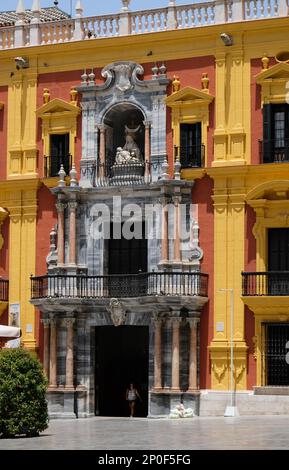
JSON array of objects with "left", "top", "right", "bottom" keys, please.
[{"left": 5, "top": 1, "right": 201, "bottom": 17}]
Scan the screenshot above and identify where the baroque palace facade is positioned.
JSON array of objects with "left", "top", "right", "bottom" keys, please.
[{"left": 1, "top": 0, "right": 289, "bottom": 417}]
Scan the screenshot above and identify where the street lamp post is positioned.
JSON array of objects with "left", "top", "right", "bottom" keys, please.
[{"left": 219, "top": 288, "right": 239, "bottom": 417}]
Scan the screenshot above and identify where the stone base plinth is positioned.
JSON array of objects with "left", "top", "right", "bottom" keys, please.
[{"left": 149, "top": 390, "right": 200, "bottom": 417}]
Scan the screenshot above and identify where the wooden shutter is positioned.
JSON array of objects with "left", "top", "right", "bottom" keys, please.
[{"left": 262, "top": 104, "right": 272, "bottom": 163}]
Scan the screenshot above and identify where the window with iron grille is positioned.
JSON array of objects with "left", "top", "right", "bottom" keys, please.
[
  {"left": 262, "top": 323, "right": 289, "bottom": 386},
  {"left": 179, "top": 123, "right": 203, "bottom": 168},
  {"left": 262, "top": 104, "right": 289, "bottom": 163}
]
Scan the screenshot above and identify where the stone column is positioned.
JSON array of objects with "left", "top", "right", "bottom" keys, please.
[
  {"left": 98, "top": 125, "right": 106, "bottom": 178},
  {"left": 56, "top": 201, "right": 66, "bottom": 266},
  {"left": 153, "top": 318, "right": 163, "bottom": 390},
  {"left": 144, "top": 121, "right": 151, "bottom": 179},
  {"left": 68, "top": 201, "right": 77, "bottom": 266},
  {"left": 49, "top": 318, "right": 57, "bottom": 388},
  {"left": 161, "top": 196, "right": 169, "bottom": 263},
  {"left": 173, "top": 195, "right": 181, "bottom": 263},
  {"left": 64, "top": 317, "right": 75, "bottom": 389},
  {"left": 41, "top": 318, "right": 50, "bottom": 379},
  {"left": 171, "top": 317, "right": 181, "bottom": 391},
  {"left": 188, "top": 318, "right": 199, "bottom": 391}
]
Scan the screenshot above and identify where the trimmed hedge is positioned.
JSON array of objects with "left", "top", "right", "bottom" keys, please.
[{"left": 0, "top": 348, "right": 48, "bottom": 438}]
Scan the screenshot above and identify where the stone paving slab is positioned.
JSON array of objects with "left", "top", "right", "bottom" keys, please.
[{"left": 1, "top": 415, "right": 289, "bottom": 450}]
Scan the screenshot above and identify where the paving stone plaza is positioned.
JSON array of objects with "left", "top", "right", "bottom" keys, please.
[{"left": 1, "top": 416, "right": 289, "bottom": 450}]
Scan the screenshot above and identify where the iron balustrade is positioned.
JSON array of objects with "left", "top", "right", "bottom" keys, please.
[
  {"left": 242, "top": 272, "right": 289, "bottom": 296},
  {"left": 174, "top": 144, "right": 205, "bottom": 169},
  {"left": 0, "top": 279, "right": 9, "bottom": 302},
  {"left": 259, "top": 139, "right": 289, "bottom": 164},
  {"left": 44, "top": 154, "right": 72, "bottom": 178},
  {"left": 31, "top": 272, "right": 208, "bottom": 299}
]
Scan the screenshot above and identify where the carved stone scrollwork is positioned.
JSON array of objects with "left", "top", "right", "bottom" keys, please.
[
  {"left": 212, "top": 361, "right": 227, "bottom": 383},
  {"left": 252, "top": 335, "right": 257, "bottom": 360},
  {"left": 234, "top": 363, "right": 246, "bottom": 383},
  {"left": 106, "top": 298, "right": 126, "bottom": 326}
]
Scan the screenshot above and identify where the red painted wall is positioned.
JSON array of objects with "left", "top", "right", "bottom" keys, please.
[
  {"left": 37, "top": 70, "right": 84, "bottom": 177},
  {"left": 35, "top": 184, "right": 57, "bottom": 360},
  {"left": 0, "top": 86, "right": 8, "bottom": 181},
  {"left": 245, "top": 204, "right": 257, "bottom": 389},
  {"left": 192, "top": 175, "right": 214, "bottom": 389},
  {"left": 251, "top": 57, "right": 275, "bottom": 165}
]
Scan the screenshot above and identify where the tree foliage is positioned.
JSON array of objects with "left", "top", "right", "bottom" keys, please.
[{"left": 0, "top": 348, "right": 48, "bottom": 437}]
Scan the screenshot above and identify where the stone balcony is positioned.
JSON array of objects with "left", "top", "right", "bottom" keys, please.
[
  {"left": 1, "top": 0, "right": 288, "bottom": 51},
  {"left": 30, "top": 271, "right": 208, "bottom": 314}
]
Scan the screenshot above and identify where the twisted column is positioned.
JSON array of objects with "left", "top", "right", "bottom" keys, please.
[
  {"left": 49, "top": 318, "right": 57, "bottom": 388},
  {"left": 188, "top": 318, "right": 199, "bottom": 391},
  {"left": 56, "top": 201, "right": 66, "bottom": 266}
]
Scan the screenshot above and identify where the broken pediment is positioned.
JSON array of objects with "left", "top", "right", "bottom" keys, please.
[
  {"left": 256, "top": 62, "right": 289, "bottom": 83},
  {"left": 255, "top": 63, "right": 289, "bottom": 105},
  {"left": 166, "top": 86, "right": 214, "bottom": 108},
  {"left": 36, "top": 98, "right": 81, "bottom": 119}
]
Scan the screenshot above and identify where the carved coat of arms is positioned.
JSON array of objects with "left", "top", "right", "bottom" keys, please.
[
  {"left": 114, "top": 64, "right": 133, "bottom": 93},
  {"left": 106, "top": 298, "right": 126, "bottom": 326}
]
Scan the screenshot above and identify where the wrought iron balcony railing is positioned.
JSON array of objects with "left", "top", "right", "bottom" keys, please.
[
  {"left": 44, "top": 154, "right": 72, "bottom": 178},
  {"left": 31, "top": 272, "right": 208, "bottom": 300},
  {"left": 174, "top": 144, "right": 205, "bottom": 169},
  {"left": 0, "top": 279, "right": 9, "bottom": 302},
  {"left": 242, "top": 271, "right": 289, "bottom": 296},
  {"left": 259, "top": 139, "right": 289, "bottom": 164}
]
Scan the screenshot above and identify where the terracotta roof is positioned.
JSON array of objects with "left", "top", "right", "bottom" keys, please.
[{"left": 0, "top": 7, "right": 70, "bottom": 27}]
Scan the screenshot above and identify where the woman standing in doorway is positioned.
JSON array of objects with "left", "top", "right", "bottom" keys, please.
[{"left": 126, "top": 383, "right": 141, "bottom": 417}]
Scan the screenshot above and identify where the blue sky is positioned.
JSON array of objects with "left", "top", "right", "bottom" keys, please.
[{"left": 7, "top": 1, "right": 200, "bottom": 17}]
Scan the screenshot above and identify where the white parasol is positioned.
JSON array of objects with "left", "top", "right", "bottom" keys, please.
[{"left": 0, "top": 325, "right": 21, "bottom": 340}]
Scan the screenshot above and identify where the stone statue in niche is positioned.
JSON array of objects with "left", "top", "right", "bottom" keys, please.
[
  {"left": 115, "top": 148, "right": 139, "bottom": 164},
  {"left": 114, "top": 118, "right": 143, "bottom": 165},
  {"left": 123, "top": 121, "right": 142, "bottom": 160}
]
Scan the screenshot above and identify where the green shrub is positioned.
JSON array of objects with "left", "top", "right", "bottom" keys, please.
[{"left": 0, "top": 348, "right": 48, "bottom": 438}]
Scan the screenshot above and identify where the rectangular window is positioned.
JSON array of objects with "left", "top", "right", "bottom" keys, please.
[
  {"left": 262, "top": 104, "right": 289, "bottom": 163},
  {"left": 267, "top": 228, "right": 289, "bottom": 295},
  {"left": 46, "top": 133, "right": 70, "bottom": 177},
  {"left": 179, "top": 123, "right": 203, "bottom": 168}
]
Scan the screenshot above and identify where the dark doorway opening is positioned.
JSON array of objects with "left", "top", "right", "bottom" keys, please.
[
  {"left": 108, "top": 222, "right": 147, "bottom": 275},
  {"left": 107, "top": 222, "right": 148, "bottom": 297},
  {"left": 95, "top": 326, "right": 149, "bottom": 417}
]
